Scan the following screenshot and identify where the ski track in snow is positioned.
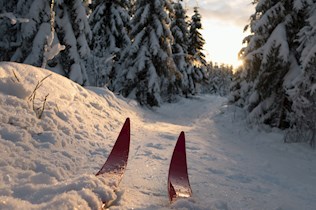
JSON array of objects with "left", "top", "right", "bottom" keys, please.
[{"left": 0, "top": 62, "right": 316, "bottom": 210}]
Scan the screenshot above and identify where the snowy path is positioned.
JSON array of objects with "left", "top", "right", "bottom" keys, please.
[
  {"left": 118, "top": 95, "right": 316, "bottom": 210},
  {"left": 119, "top": 96, "right": 226, "bottom": 209}
]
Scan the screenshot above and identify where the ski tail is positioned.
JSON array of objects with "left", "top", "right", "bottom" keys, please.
[
  {"left": 168, "top": 131, "right": 192, "bottom": 203},
  {"left": 96, "top": 118, "right": 130, "bottom": 182}
]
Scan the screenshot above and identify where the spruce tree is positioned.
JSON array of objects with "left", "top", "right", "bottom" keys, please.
[
  {"left": 188, "top": 6, "right": 207, "bottom": 88},
  {"left": 1, "top": 0, "right": 61, "bottom": 68},
  {"left": 113, "top": 0, "right": 181, "bottom": 106},
  {"left": 1, "top": 0, "right": 36, "bottom": 62},
  {"left": 0, "top": 0, "right": 91, "bottom": 85},
  {"left": 205, "top": 63, "right": 233, "bottom": 96},
  {"left": 188, "top": 7, "right": 206, "bottom": 65},
  {"left": 170, "top": 0, "right": 195, "bottom": 96},
  {"left": 89, "top": 0, "right": 131, "bottom": 87},
  {"left": 286, "top": 1, "right": 316, "bottom": 146},
  {"left": 0, "top": 0, "right": 20, "bottom": 61},
  {"left": 54, "top": 0, "right": 92, "bottom": 85},
  {"left": 233, "top": 0, "right": 305, "bottom": 128}
]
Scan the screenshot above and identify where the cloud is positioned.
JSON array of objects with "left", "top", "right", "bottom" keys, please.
[{"left": 185, "top": 0, "right": 254, "bottom": 27}]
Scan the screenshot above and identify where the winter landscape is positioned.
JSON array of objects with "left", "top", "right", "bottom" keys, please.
[
  {"left": 1, "top": 62, "right": 316, "bottom": 210},
  {"left": 1, "top": 0, "right": 316, "bottom": 210}
]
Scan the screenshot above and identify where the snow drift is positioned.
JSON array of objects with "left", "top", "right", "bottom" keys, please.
[{"left": 0, "top": 62, "right": 138, "bottom": 209}]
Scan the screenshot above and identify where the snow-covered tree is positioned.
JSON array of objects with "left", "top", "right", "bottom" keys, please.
[
  {"left": 113, "top": 0, "right": 181, "bottom": 106},
  {"left": 42, "top": 0, "right": 66, "bottom": 69},
  {"left": 188, "top": 6, "right": 207, "bottom": 87},
  {"left": 204, "top": 62, "right": 233, "bottom": 96},
  {"left": 0, "top": 0, "right": 29, "bottom": 62},
  {"left": 232, "top": 0, "right": 307, "bottom": 128},
  {"left": 89, "top": 0, "right": 131, "bottom": 87},
  {"left": 2, "top": 0, "right": 56, "bottom": 68},
  {"left": 228, "top": 67, "right": 244, "bottom": 105},
  {"left": 170, "top": 0, "right": 195, "bottom": 96},
  {"left": 188, "top": 7, "right": 206, "bottom": 65},
  {"left": 0, "top": 0, "right": 18, "bottom": 13},
  {"left": 286, "top": 1, "right": 316, "bottom": 147},
  {"left": 53, "top": 0, "right": 92, "bottom": 85},
  {"left": 0, "top": 0, "right": 92, "bottom": 85}
]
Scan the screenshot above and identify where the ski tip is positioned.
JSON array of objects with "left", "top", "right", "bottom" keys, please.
[
  {"left": 95, "top": 117, "right": 131, "bottom": 177},
  {"left": 123, "top": 118, "right": 130, "bottom": 128},
  {"left": 180, "top": 131, "right": 185, "bottom": 137},
  {"left": 178, "top": 131, "right": 185, "bottom": 141}
]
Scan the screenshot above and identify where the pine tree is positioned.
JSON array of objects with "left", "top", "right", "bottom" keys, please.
[
  {"left": 286, "top": 1, "right": 316, "bottom": 147},
  {"left": 188, "top": 6, "right": 207, "bottom": 88},
  {"left": 0, "top": 0, "right": 32, "bottom": 62},
  {"left": 233, "top": 0, "right": 305, "bottom": 128},
  {"left": 188, "top": 7, "right": 206, "bottom": 65},
  {"left": 0, "top": 0, "right": 92, "bottom": 85},
  {"left": 170, "top": 0, "right": 195, "bottom": 96},
  {"left": 113, "top": 0, "right": 181, "bottom": 106},
  {"left": 54, "top": 0, "right": 92, "bottom": 85},
  {"left": 89, "top": 0, "right": 131, "bottom": 87},
  {"left": 229, "top": 67, "right": 244, "bottom": 105},
  {"left": 1, "top": 0, "right": 58, "bottom": 67},
  {"left": 205, "top": 62, "right": 233, "bottom": 96}
]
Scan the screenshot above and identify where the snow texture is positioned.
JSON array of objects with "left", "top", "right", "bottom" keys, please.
[
  {"left": 262, "top": 23, "right": 289, "bottom": 65},
  {"left": 0, "top": 62, "right": 316, "bottom": 210}
]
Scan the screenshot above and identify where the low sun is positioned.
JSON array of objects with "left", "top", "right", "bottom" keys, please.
[
  {"left": 236, "top": 58, "right": 244, "bottom": 68},
  {"left": 201, "top": 19, "right": 247, "bottom": 69}
]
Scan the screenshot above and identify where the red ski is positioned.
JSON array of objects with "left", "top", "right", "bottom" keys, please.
[
  {"left": 168, "top": 131, "right": 192, "bottom": 203},
  {"left": 96, "top": 118, "right": 130, "bottom": 207},
  {"left": 96, "top": 118, "right": 130, "bottom": 180}
]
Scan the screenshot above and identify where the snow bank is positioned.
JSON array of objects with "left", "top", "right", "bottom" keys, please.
[
  {"left": 0, "top": 62, "right": 139, "bottom": 209},
  {"left": 0, "top": 175, "right": 116, "bottom": 210}
]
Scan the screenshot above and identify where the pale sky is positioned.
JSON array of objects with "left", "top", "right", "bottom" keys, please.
[{"left": 185, "top": 0, "right": 254, "bottom": 67}]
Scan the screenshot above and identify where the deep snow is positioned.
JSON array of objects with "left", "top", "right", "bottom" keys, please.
[{"left": 0, "top": 62, "right": 315, "bottom": 210}]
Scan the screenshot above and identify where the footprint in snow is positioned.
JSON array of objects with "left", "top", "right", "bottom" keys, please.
[
  {"left": 206, "top": 167, "right": 225, "bottom": 175},
  {"left": 145, "top": 143, "right": 165, "bottom": 150},
  {"left": 187, "top": 146, "right": 201, "bottom": 151},
  {"left": 158, "top": 133, "right": 175, "bottom": 141},
  {"left": 227, "top": 174, "right": 254, "bottom": 184},
  {"left": 90, "top": 102, "right": 103, "bottom": 111}
]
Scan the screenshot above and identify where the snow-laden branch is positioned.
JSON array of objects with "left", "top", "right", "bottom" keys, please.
[
  {"left": 42, "top": 0, "right": 65, "bottom": 68},
  {"left": 0, "top": 12, "right": 29, "bottom": 25}
]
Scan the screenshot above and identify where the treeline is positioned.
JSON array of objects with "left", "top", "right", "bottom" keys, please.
[
  {"left": 0, "top": 0, "right": 232, "bottom": 106},
  {"left": 229, "top": 0, "right": 316, "bottom": 147}
]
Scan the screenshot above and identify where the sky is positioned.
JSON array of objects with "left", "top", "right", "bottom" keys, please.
[{"left": 186, "top": 0, "right": 254, "bottom": 67}]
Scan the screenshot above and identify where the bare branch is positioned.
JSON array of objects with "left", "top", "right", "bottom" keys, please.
[
  {"left": 38, "top": 94, "right": 49, "bottom": 119},
  {"left": 11, "top": 70, "right": 20, "bottom": 82},
  {"left": 28, "top": 74, "right": 52, "bottom": 119},
  {"left": 28, "top": 74, "right": 52, "bottom": 101}
]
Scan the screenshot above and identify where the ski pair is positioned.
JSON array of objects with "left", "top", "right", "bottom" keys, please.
[{"left": 95, "top": 118, "right": 192, "bottom": 206}]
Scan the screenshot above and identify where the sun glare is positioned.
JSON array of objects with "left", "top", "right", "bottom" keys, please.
[
  {"left": 201, "top": 19, "right": 246, "bottom": 69},
  {"left": 236, "top": 58, "right": 244, "bottom": 68}
]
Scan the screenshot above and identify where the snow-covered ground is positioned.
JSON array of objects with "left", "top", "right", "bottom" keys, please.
[{"left": 0, "top": 62, "right": 315, "bottom": 210}]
